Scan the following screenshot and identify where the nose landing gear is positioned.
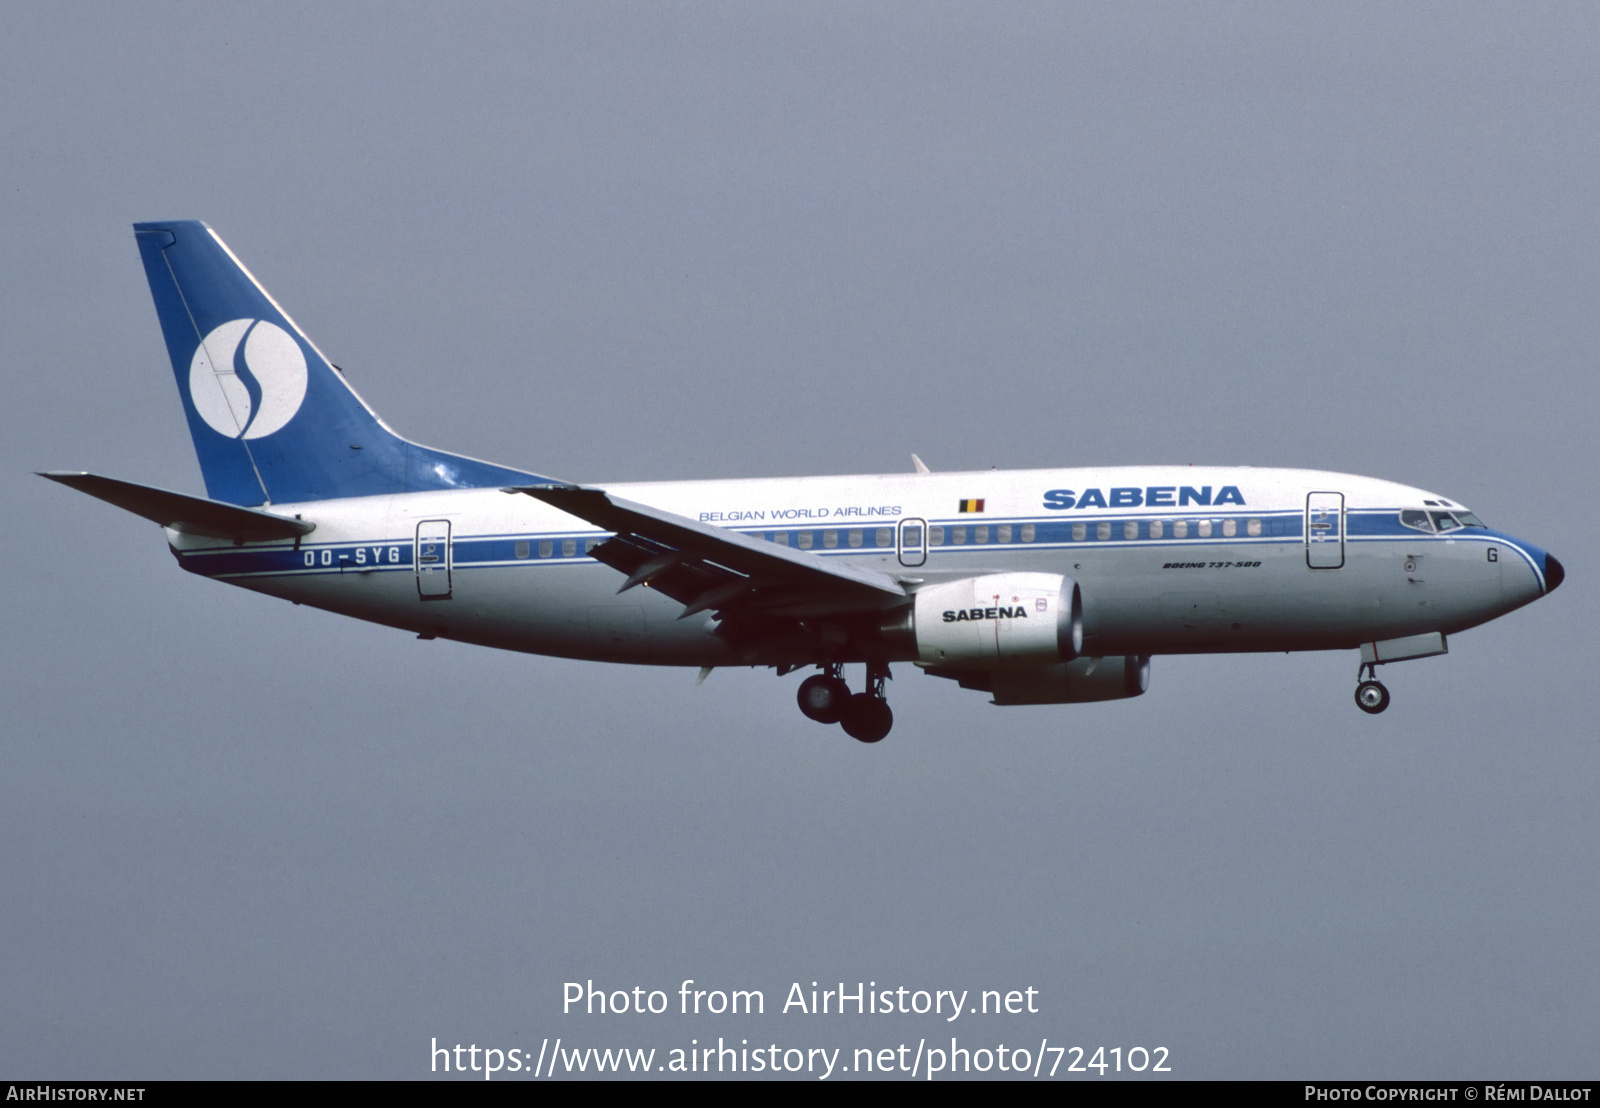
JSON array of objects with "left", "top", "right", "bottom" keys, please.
[
  {"left": 1354, "top": 662, "right": 1390, "bottom": 714},
  {"left": 797, "top": 663, "right": 894, "bottom": 742}
]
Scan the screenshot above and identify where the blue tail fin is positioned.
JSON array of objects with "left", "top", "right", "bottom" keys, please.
[{"left": 134, "top": 221, "right": 549, "bottom": 505}]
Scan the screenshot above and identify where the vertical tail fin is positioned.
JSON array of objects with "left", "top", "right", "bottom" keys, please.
[{"left": 134, "top": 221, "right": 546, "bottom": 505}]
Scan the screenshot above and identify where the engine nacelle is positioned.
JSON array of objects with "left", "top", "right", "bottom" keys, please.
[
  {"left": 925, "top": 654, "right": 1152, "bottom": 705},
  {"left": 911, "top": 573, "right": 1082, "bottom": 668}
]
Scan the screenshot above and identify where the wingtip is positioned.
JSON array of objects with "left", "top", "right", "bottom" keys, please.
[{"left": 911, "top": 453, "right": 931, "bottom": 474}]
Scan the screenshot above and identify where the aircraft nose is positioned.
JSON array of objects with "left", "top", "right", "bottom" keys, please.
[{"left": 1544, "top": 553, "right": 1565, "bottom": 593}]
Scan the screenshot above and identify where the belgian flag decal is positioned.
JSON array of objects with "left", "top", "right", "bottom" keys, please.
[{"left": 958, "top": 498, "right": 985, "bottom": 513}]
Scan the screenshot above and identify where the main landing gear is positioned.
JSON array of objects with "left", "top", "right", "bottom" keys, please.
[
  {"left": 1354, "top": 662, "right": 1390, "bottom": 715},
  {"left": 797, "top": 668, "right": 850, "bottom": 724},
  {"left": 797, "top": 663, "right": 894, "bottom": 743}
]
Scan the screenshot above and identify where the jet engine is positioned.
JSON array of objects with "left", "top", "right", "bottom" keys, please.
[{"left": 908, "top": 573, "right": 1082, "bottom": 667}]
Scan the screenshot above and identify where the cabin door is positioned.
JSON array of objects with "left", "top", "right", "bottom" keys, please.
[
  {"left": 415, "top": 520, "right": 453, "bottom": 598},
  {"left": 1305, "top": 492, "right": 1345, "bottom": 569}
]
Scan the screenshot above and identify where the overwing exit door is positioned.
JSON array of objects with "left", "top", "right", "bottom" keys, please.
[
  {"left": 1305, "top": 492, "right": 1345, "bottom": 569},
  {"left": 898, "top": 518, "right": 927, "bottom": 567},
  {"left": 416, "top": 519, "right": 453, "bottom": 598}
]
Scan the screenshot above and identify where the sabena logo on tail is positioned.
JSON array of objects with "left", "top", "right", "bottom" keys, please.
[{"left": 189, "top": 318, "right": 308, "bottom": 440}]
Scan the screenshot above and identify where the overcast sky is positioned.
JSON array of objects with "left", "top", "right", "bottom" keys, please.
[{"left": 2, "top": 2, "right": 1595, "bottom": 1079}]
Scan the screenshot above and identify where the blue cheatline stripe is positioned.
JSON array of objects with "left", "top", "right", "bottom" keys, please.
[
  {"left": 180, "top": 531, "right": 612, "bottom": 579},
  {"left": 177, "top": 508, "right": 1543, "bottom": 583}
]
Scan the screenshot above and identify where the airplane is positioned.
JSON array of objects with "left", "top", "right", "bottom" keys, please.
[{"left": 41, "top": 221, "right": 1565, "bottom": 743}]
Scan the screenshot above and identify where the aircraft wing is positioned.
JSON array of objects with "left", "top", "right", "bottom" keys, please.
[
  {"left": 40, "top": 471, "right": 315, "bottom": 543},
  {"left": 507, "top": 484, "right": 907, "bottom": 618}
]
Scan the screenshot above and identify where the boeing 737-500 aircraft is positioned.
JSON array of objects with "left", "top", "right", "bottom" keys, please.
[{"left": 42, "top": 222, "right": 1565, "bottom": 742}]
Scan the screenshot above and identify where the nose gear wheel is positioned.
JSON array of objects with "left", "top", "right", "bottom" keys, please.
[{"left": 1355, "top": 679, "right": 1390, "bottom": 714}]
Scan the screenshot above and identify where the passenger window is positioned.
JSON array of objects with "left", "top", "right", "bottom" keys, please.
[
  {"left": 876, "top": 527, "right": 893, "bottom": 547},
  {"left": 847, "top": 528, "right": 863, "bottom": 548},
  {"left": 515, "top": 540, "right": 530, "bottom": 559},
  {"left": 1430, "top": 511, "right": 1462, "bottom": 532},
  {"left": 974, "top": 525, "right": 989, "bottom": 544},
  {"left": 1096, "top": 521, "right": 1111, "bottom": 541},
  {"left": 1173, "top": 520, "right": 1188, "bottom": 538},
  {"left": 1072, "top": 522, "right": 1086, "bottom": 541},
  {"left": 1247, "top": 519, "right": 1261, "bottom": 537},
  {"left": 928, "top": 525, "right": 945, "bottom": 546},
  {"left": 1197, "top": 520, "right": 1212, "bottom": 538},
  {"left": 1149, "top": 520, "right": 1163, "bottom": 539},
  {"left": 997, "top": 524, "right": 1012, "bottom": 543},
  {"left": 1020, "top": 523, "right": 1035, "bottom": 542},
  {"left": 562, "top": 539, "right": 577, "bottom": 557},
  {"left": 538, "top": 539, "right": 553, "bottom": 558},
  {"left": 798, "top": 531, "right": 814, "bottom": 549},
  {"left": 773, "top": 531, "right": 789, "bottom": 546},
  {"left": 1400, "top": 510, "right": 1434, "bottom": 532},
  {"left": 823, "top": 530, "right": 838, "bottom": 549},
  {"left": 1123, "top": 520, "right": 1138, "bottom": 540},
  {"left": 587, "top": 539, "right": 602, "bottom": 554},
  {"left": 951, "top": 526, "right": 966, "bottom": 545},
  {"left": 1222, "top": 519, "right": 1237, "bottom": 538}
]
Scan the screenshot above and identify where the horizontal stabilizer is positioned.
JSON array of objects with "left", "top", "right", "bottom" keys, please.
[{"left": 39, "top": 472, "right": 315, "bottom": 543}]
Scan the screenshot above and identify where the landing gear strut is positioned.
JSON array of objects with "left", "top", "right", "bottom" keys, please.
[
  {"left": 1354, "top": 662, "right": 1390, "bottom": 715},
  {"left": 797, "top": 663, "right": 894, "bottom": 742}
]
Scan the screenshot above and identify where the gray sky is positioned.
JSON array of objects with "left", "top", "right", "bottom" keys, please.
[{"left": 2, "top": 2, "right": 1595, "bottom": 1079}]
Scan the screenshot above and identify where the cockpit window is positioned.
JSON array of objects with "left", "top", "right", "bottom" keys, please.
[{"left": 1403, "top": 508, "right": 1487, "bottom": 532}]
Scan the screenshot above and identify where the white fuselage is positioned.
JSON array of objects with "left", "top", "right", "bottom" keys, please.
[{"left": 166, "top": 465, "right": 1550, "bottom": 668}]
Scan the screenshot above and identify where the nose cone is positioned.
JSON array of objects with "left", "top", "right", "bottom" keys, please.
[{"left": 1544, "top": 553, "right": 1565, "bottom": 593}]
